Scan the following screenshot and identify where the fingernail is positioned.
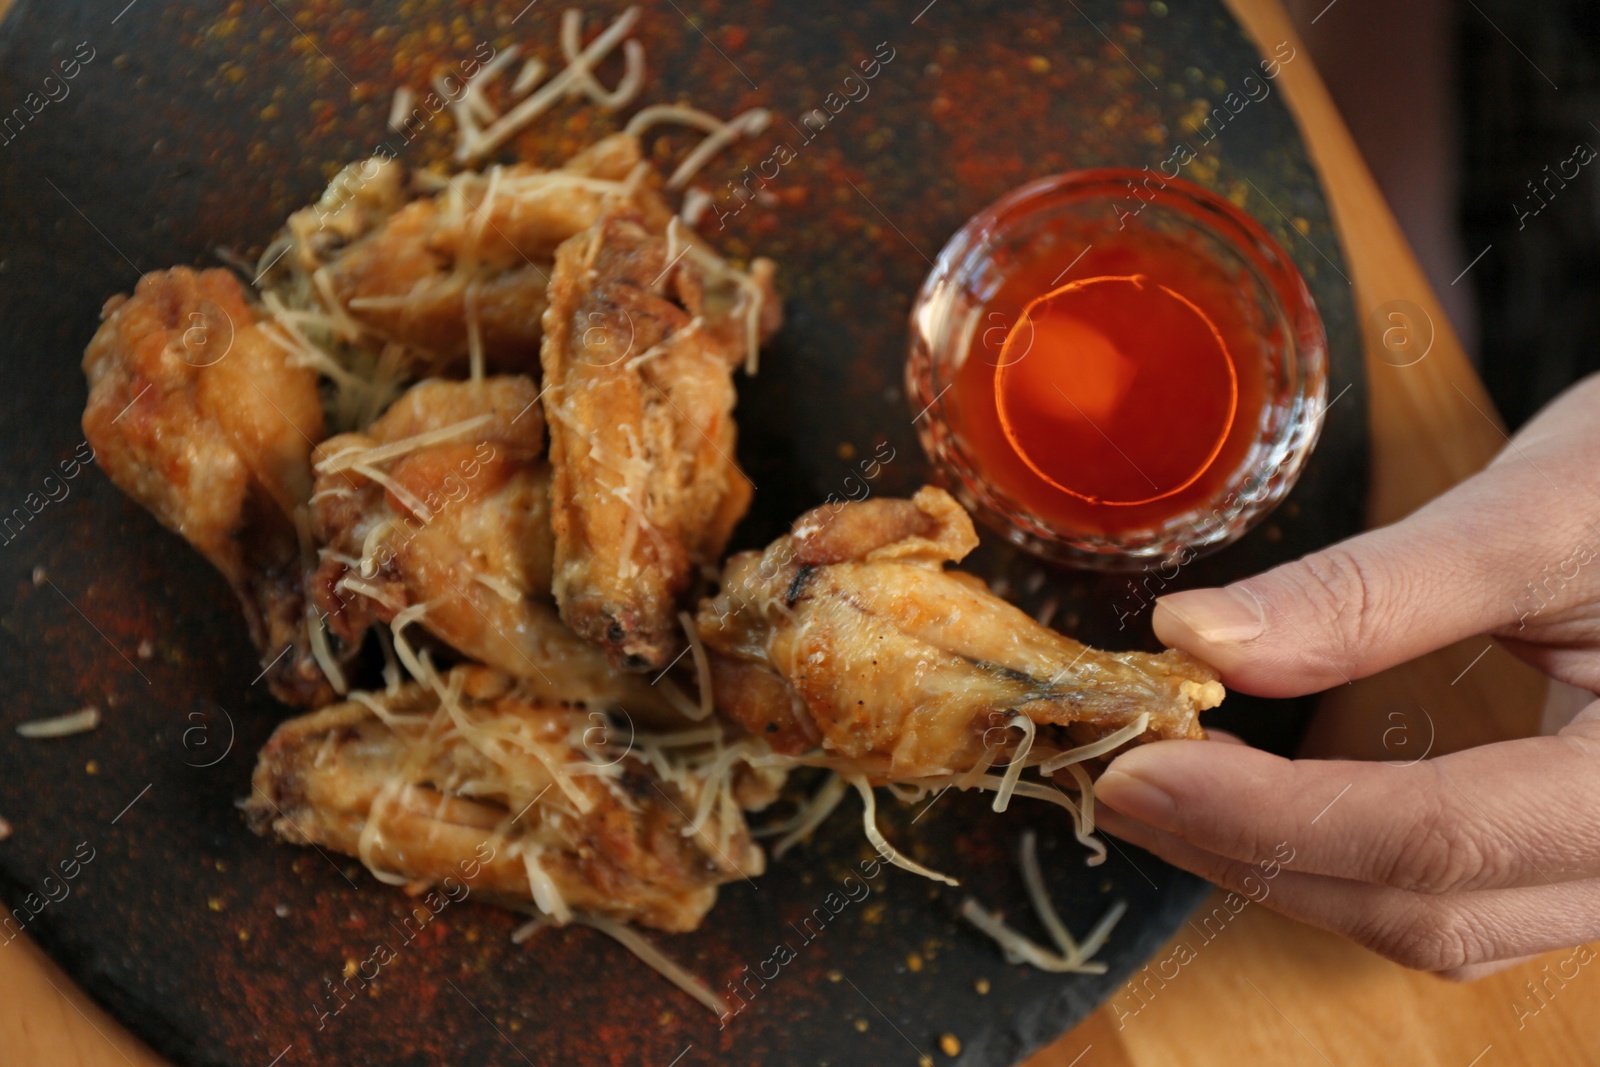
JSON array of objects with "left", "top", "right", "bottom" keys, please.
[
  {"left": 1094, "top": 769, "right": 1178, "bottom": 832},
  {"left": 1157, "top": 586, "right": 1266, "bottom": 644}
]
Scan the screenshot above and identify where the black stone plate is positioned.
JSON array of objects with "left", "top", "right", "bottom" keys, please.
[{"left": 0, "top": 1, "right": 1364, "bottom": 1064}]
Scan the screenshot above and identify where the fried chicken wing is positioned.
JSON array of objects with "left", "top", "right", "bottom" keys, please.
[
  {"left": 309, "top": 376, "right": 675, "bottom": 718},
  {"left": 303, "top": 133, "right": 672, "bottom": 372},
  {"left": 82, "top": 267, "right": 338, "bottom": 705},
  {"left": 695, "top": 487, "right": 1223, "bottom": 779},
  {"left": 246, "top": 665, "right": 763, "bottom": 932},
  {"left": 540, "top": 209, "right": 780, "bottom": 671}
]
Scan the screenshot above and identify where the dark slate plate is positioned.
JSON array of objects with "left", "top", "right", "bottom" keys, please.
[{"left": 0, "top": 1, "right": 1365, "bottom": 1065}]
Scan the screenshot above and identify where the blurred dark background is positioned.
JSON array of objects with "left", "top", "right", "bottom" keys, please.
[{"left": 1286, "top": 0, "right": 1600, "bottom": 429}]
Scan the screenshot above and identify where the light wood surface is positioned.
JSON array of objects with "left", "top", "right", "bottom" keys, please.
[{"left": 0, "top": 1, "right": 1582, "bottom": 1065}]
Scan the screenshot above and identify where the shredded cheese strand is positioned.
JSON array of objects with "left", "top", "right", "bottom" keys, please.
[
  {"left": 317, "top": 414, "right": 493, "bottom": 473},
  {"left": 677, "top": 610, "right": 715, "bottom": 721},
  {"left": 959, "top": 831, "right": 1128, "bottom": 974},
  {"left": 387, "top": 86, "right": 415, "bottom": 132},
  {"left": 1018, "top": 829, "right": 1080, "bottom": 958},
  {"left": 623, "top": 103, "right": 728, "bottom": 137},
  {"left": 357, "top": 778, "right": 415, "bottom": 886},
  {"left": 1067, "top": 763, "right": 1096, "bottom": 834},
  {"left": 847, "top": 774, "right": 958, "bottom": 887},
  {"left": 15, "top": 707, "right": 100, "bottom": 739},
  {"left": 389, "top": 603, "right": 437, "bottom": 688},
  {"left": 1037, "top": 712, "right": 1152, "bottom": 775},
  {"left": 460, "top": 6, "right": 641, "bottom": 162},
  {"left": 338, "top": 575, "right": 406, "bottom": 615},
  {"left": 685, "top": 742, "right": 748, "bottom": 837},
  {"left": 770, "top": 773, "right": 847, "bottom": 858},
  {"left": 520, "top": 846, "right": 573, "bottom": 923},
  {"left": 511, "top": 915, "right": 553, "bottom": 944},
  {"left": 349, "top": 690, "right": 428, "bottom": 730},
  {"left": 680, "top": 186, "right": 712, "bottom": 227},
  {"left": 306, "top": 604, "right": 347, "bottom": 696},
  {"left": 667, "top": 107, "right": 770, "bottom": 189},
  {"left": 561, "top": 10, "right": 645, "bottom": 108},
  {"left": 991, "top": 715, "right": 1035, "bottom": 814},
  {"left": 574, "top": 913, "right": 729, "bottom": 1018},
  {"left": 352, "top": 462, "right": 434, "bottom": 523},
  {"left": 959, "top": 898, "right": 1112, "bottom": 975},
  {"left": 511, "top": 57, "right": 548, "bottom": 98}
]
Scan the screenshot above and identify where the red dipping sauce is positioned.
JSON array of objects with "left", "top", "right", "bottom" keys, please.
[{"left": 909, "top": 170, "right": 1326, "bottom": 568}]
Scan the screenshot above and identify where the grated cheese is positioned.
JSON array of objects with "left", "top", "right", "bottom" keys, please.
[
  {"left": 16, "top": 706, "right": 101, "bottom": 739},
  {"left": 677, "top": 610, "right": 715, "bottom": 722},
  {"left": 1037, "top": 712, "right": 1151, "bottom": 775},
  {"left": 458, "top": 7, "right": 641, "bottom": 162},
  {"left": 680, "top": 186, "right": 712, "bottom": 227},
  {"left": 349, "top": 689, "right": 428, "bottom": 730},
  {"left": 561, "top": 9, "right": 645, "bottom": 109},
  {"left": 847, "top": 774, "right": 958, "bottom": 887},
  {"left": 358, "top": 517, "right": 397, "bottom": 578},
  {"left": 473, "top": 573, "right": 525, "bottom": 603},
  {"left": 338, "top": 575, "right": 406, "bottom": 615},
  {"left": 574, "top": 913, "right": 729, "bottom": 1018},
  {"left": 685, "top": 741, "right": 750, "bottom": 837},
  {"left": 511, "top": 57, "right": 548, "bottom": 98},
  {"left": 311, "top": 266, "right": 367, "bottom": 341},
  {"left": 305, "top": 603, "right": 349, "bottom": 695},
  {"left": 317, "top": 414, "right": 493, "bottom": 474},
  {"left": 353, "top": 462, "right": 434, "bottom": 523},
  {"left": 623, "top": 102, "right": 728, "bottom": 138},
  {"left": 959, "top": 830, "right": 1127, "bottom": 974},
  {"left": 666, "top": 108, "right": 770, "bottom": 190},
  {"left": 389, "top": 603, "right": 438, "bottom": 688},
  {"left": 1067, "top": 764, "right": 1095, "bottom": 830},
  {"left": 357, "top": 778, "right": 416, "bottom": 886},
  {"left": 387, "top": 86, "right": 415, "bottom": 132},
  {"left": 679, "top": 240, "right": 767, "bottom": 374},
  {"left": 511, "top": 915, "right": 553, "bottom": 944},
  {"left": 655, "top": 677, "right": 708, "bottom": 722},
  {"left": 768, "top": 773, "right": 847, "bottom": 858},
  {"left": 1017, "top": 829, "right": 1081, "bottom": 959},
  {"left": 519, "top": 845, "right": 573, "bottom": 922},
  {"left": 990, "top": 715, "right": 1035, "bottom": 814}
]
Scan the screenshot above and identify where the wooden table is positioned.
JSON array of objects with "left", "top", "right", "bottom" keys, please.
[{"left": 1, "top": 0, "right": 1587, "bottom": 1065}]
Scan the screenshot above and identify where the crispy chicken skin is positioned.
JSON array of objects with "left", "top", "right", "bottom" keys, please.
[
  {"left": 309, "top": 376, "right": 675, "bottom": 719},
  {"left": 82, "top": 267, "right": 335, "bottom": 705},
  {"left": 307, "top": 133, "right": 673, "bottom": 372},
  {"left": 695, "top": 487, "right": 1224, "bottom": 779},
  {"left": 245, "top": 666, "right": 762, "bottom": 932},
  {"left": 540, "top": 209, "right": 780, "bottom": 671}
]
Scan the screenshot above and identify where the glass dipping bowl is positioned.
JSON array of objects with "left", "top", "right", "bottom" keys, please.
[{"left": 906, "top": 169, "right": 1328, "bottom": 570}]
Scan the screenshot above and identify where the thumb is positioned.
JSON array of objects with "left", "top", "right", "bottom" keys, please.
[{"left": 1154, "top": 444, "right": 1597, "bottom": 697}]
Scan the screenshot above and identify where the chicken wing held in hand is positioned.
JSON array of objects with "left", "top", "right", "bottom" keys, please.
[
  {"left": 245, "top": 665, "right": 763, "bottom": 932},
  {"left": 82, "top": 267, "right": 336, "bottom": 706},
  {"left": 695, "top": 486, "right": 1224, "bottom": 781},
  {"left": 541, "top": 209, "right": 780, "bottom": 672}
]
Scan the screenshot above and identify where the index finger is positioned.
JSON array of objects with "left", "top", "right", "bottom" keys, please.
[{"left": 1152, "top": 374, "right": 1600, "bottom": 697}]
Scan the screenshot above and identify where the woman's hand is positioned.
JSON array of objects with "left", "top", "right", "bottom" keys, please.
[{"left": 1095, "top": 373, "right": 1600, "bottom": 977}]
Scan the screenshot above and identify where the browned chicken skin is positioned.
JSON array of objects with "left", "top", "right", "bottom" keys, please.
[
  {"left": 540, "top": 209, "right": 780, "bottom": 672},
  {"left": 306, "top": 133, "right": 673, "bottom": 373},
  {"left": 81, "top": 267, "right": 336, "bottom": 705},
  {"left": 696, "top": 487, "right": 1224, "bottom": 780},
  {"left": 309, "top": 376, "right": 679, "bottom": 719},
  {"left": 245, "top": 665, "right": 763, "bottom": 932}
]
